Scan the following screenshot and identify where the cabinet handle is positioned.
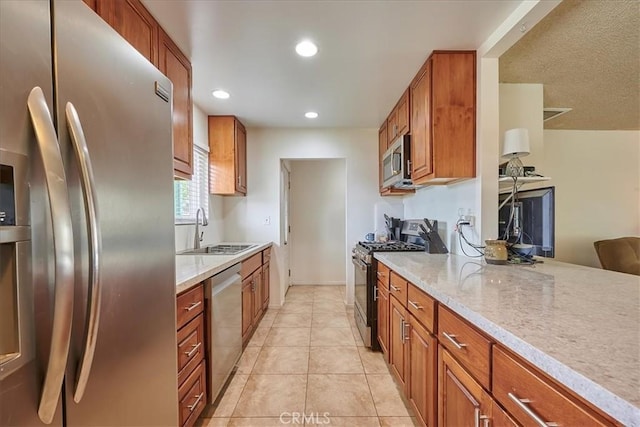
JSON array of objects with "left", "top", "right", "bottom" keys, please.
[
  {"left": 184, "top": 342, "right": 202, "bottom": 358},
  {"left": 237, "top": 175, "right": 241, "bottom": 187},
  {"left": 403, "top": 321, "right": 410, "bottom": 342},
  {"left": 373, "top": 285, "right": 378, "bottom": 302},
  {"left": 474, "top": 408, "right": 491, "bottom": 427},
  {"left": 184, "top": 301, "right": 202, "bottom": 311},
  {"left": 187, "top": 392, "right": 204, "bottom": 411},
  {"left": 408, "top": 300, "right": 423, "bottom": 310},
  {"left": 442, "top": 331, "right": 467, "bottom": 350},
  {"left": 400, "top": 319, "right": 405, "bottom": 343},
  {"left": 390, "top": 285, "right": 400, "bottom": 292},
  {"left": 508, "top": 392, "right": 558, "bottom": 427},
  {"left": 376, "top": 271, "right": 385, "bottom": 278}
]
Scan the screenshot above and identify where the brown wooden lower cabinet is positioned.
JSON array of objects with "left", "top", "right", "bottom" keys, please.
[
  {"left": 389, "top": 295, "right": 408, "bottom": 387},
  {"left": 376, "top": 283, "right": 389, "bottom": 359},
  {"left": 262, "top": 262, "right": 270, "bottom": 310},
  {"left": 251, "top": 268, "right": 263, "bottom": 323},
  {"left": 406, "top": 314, "right": 436, "bottom": 427},
  {"left": 241, "top": 247, "right": 272, "bottom": 346},
  {"left": 241, "top": 275, "right": 254, "bottom": 343}
]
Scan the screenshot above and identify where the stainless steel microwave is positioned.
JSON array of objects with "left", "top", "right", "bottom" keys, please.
[{"left": 382, "top": 134, "right": 416, "bottom": 189}]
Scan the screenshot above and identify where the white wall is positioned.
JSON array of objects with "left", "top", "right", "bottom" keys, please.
[
  {"left": 174, "top": 104, "right": 225, "bottom": 252},
  {"left": 221, "top": 128, "right": 380, "bottom": 307},
  {"left": 289, "top": 159, "right": 346, "bottom": 285},
  {"left": 543, "top": 130, "right": 640, "bottom": 267}
]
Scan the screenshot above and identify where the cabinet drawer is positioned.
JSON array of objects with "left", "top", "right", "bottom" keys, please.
[
  {"left": 407, "top": 284, "right": 436, "bottom": 333},
  {"left": 376, "top": 262, "right": 391, "bottom": 291},
  {"left": 389, "top": 271, "right": 408, "bottom": 305},
  {"left": 178, "top": 360, "right": 206, "bottom": 427},
  {"left": 437, "top": 305, "right": 491, "bottom": 390},
  {"left": 241, "top": 252, "right": 262, "bottom": 279},
  {"left": 262, "top": 247, "right": 271, "bottom": 263},
  {"left": 177, "top": 314, "right": 205, "bottom": 386},
  {"left": 176, "top": 284, "right": 204, "bottom": 330},
  {"left": 493, "top": 346, "right": 613, "bottom": 427}
]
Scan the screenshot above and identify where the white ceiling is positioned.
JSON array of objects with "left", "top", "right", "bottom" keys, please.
[{"left": 142, "top": 0, "right": 522, "bottom": 128}]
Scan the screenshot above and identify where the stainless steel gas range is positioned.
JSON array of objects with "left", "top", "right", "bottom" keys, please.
[{"left": 352, "top": 240, "right": 424, "bottom": 349}]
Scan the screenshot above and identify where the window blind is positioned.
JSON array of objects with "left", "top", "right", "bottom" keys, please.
[{"left": 174, "top": 145, "right": 209, "bottom": 223}]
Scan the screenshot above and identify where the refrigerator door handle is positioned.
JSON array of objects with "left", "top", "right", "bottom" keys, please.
[
  {"left": 65, "top": 102, "right": 103, "bottom": 403},
  {"left": 27, "top": 87, "right": 75, "bottom": 425}
]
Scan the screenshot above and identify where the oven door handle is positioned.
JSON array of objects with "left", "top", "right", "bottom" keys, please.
[{"left": 352, "top": 256, "right": 368, "bottom": 271}]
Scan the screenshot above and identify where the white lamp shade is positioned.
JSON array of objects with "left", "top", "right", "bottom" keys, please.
[{"left": 502, "top": 128, "right": 530, "bottom": 158}]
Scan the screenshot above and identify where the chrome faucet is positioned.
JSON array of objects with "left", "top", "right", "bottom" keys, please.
[{"left": 194, "top": 208, "right": 209, "bottom": 249}]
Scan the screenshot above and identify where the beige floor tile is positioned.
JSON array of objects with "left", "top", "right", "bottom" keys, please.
[
  {"left": 232, "top": 375, "right": 307, "bottom": 417},
  {"left": 287, "top": 285, "right": 315, "bottom": 294},
  {"left": 210, "top": 374, "right": 249, "bottom": 417},
  {"left": 308, "top": 346, "right": 363, "bottom": 374},
  {"left": 306, "top": 416, "right": 380, "bottom": 426},
  {"left": 310, "top": 328, "right": 356, "bottom": 346},
  {"left": 279, "top": 302, "right": 310, "bottom": 314},
  {"left": 247, "top": 326, "right": 271, "bottom": 347},
  {"left": 227, "top": 418, "right": 288, "bottom": 426},
  {"left": 351, "top": 327, "right": 366, "bottom": 347},
  {"left": 272, "top": 312, "right": 312, "bottom": 328},
  {"left": 311, "top": 313, "right": 350, "bottom": 328},
  {"left": 264, "top": 327, "right": 311, "bottom": 346},
  {"left": 198, "top": 418, "right": 229, "bottom": 426},
  {"left": 378, "top": 417, "right": 419, "bottom": 426},
  {"left": 312, "top": 300, "right": 347, "bottom": 313},
  {"left": 313, "top": 295, "right": 345, "bottom": 304},
  {"left": 358, "top": 347, "right": 390, "bottom": 374},
  {"left": 282, "top": 292, "right": 311, "bottom": 303},
  {"left": 236, "top": 347, "right": 261, "bottom": 374},
  {"left": 252, "top": 346, "right": 309, "bottom": 374},
  {"left": 367, "top": 374, "right": 413, "bottom": 417},
  {"left": 258, "top": 313, "right": 277, "bottom": 328},
  {"left": 306, "top": 374, "right": 376, "bottom": 416}
]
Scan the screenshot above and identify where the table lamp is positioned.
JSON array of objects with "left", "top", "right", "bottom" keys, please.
[{"left": 502, "top": 128, "right": 530, "bottom": 177}]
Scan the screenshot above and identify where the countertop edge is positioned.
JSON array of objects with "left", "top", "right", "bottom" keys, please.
[
  {"left": 176, "top": 242, "right": 272, "bottom": 294},
  {"left": 374, "top": 252, "right": 640, "bottom": 427}
]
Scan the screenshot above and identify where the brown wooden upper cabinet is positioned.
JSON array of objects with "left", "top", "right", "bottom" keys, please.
[
  {"left": 158, "top": 28, "right": 193, "bottom": 179},
  {"left": 386, "top": 89, "right": 410, "bottom": 144},
  {"left": 208, "top": 116, "right": 247, "bottom": 196},
  {"left": 85, "top": 0, "right": 193, "bottom": 179},
  {"left": 410, "top": 51, "right": 476, "bottom": 185}
]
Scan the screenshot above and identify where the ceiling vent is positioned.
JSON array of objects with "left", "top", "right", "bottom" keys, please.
[{"left": 543, "top": 107, "right": 572, "bottom": 122}]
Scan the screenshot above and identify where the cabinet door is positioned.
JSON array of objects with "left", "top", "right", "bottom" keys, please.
[
  {"left": 241, "top": 276, "right": 253, "bottom": 341},
  {"left": 378, "top": 122, "right": 388, "bottom": 190},
  {"left": 252, "top": 269, "right": 263, "bottom": 322},
  {"left": 407, "top": 316, "right": 436, "bottom": 427},
  {"left": 389, "top": 296, "right": 408, "bottom": 387},
  {"left": 410, "top": 59, "right": 432, "bottom": 181},
  {"left": 387, "top": 109, "right": 398, "bottom": 143},
  {"left": 82, "top": 0, "right": 97, "bottom": 11},
  {"left": 376, "top": 284, "right": 389, "bottom": 359},
  {"left": 235, "top": 120, "right": 247, "bottom": 194},
  {"left": 262, "top": 263, "right": 270, "bottom": 310},
  {"left": 396, "top": 89, "right": 410, "bottom": 136},
  {"left": 439, "top": 346, "right": 492, "bottom": 427},
  {"left": 158, "top": 28, "right": 193, "bottom": 179},
  {"left": 103, "top": 0, "right": 159, "bottom": 66}
]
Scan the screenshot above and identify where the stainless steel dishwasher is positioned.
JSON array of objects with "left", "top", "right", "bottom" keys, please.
[{"left": 204, "top": 263, "right": 242, "bottom": 404}]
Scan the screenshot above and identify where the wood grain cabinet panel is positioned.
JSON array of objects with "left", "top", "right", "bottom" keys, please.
[
  {"left": 410, "top": 51, "right": 476, "bottom": 185},
  {"left": 177, "top": 314, "right": 205, "bottom": 387},
  {"left": 158, "top": 28, "right": 193, "bottom": 179},
  {"left": 389, "top": 295, "right": 409, "bottom": 387},
  {"left": 252, "top": 268, "right": 263, "bottom": 324},
  {"left": 493, "top": 346, "right": 616, "bottom": 427},
  {"left": 102, "top": 0, "right": 159, "bottom": 66},
  {"left": 376, "top": 261, "right": 391, "bottom": 291},
  {"left": 376, "top": 283, "right": 389, "bottom": 360},
  {"left": 176, "top": 284, "right": 204, "bottom": 330},
  {"left": 241, "top": 275, "right": 254, "bottom": 343},
  {"left": 209, "top": 116, "right": 247, "bottom": 195},
  {"left": 406, "top": 315, "right": 436, "bottom": 427},
  {"left": 178, "top": 360, "right": 206, "bottom": 427},
  {"left": 407, "top": 284, "right": 436, "bottom": 334},
  {"left": 262, "top": 261, "right": 270, "bottom": 310},
  {"left": 389, "top": 271, "right": 408, "bottom": 306}
]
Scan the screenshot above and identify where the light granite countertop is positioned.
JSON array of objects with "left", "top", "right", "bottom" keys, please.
[
  {"left": 374, "top": 252, "right": 640, "bottom": 426},
  {"left": 175, "top": 242, "right": 272, "bottom": 294}
]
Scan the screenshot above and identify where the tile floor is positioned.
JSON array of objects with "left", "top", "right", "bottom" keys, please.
[{"left": 198, "top": 285, "right": 417, "bottom": 427}]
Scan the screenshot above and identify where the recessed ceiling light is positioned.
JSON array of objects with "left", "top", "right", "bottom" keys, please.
[
  {"left": 295, "top": 40, "right": 318, "bottom": 57},
  {"left": 305, "top": 112, "right": 318, "bottom": 119},
  {"left": 212, "top": 89, "right": 230, "bottom": 99}
]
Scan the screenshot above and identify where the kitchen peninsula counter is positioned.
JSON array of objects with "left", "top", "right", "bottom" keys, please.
[
  {"left": 176, "top": 242, "right": 272, "bottom": 294},
  {"left": 374, "top": 252, "right": 640, "bottom": 426}
]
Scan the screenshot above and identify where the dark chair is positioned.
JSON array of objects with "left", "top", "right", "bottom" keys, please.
[{"left": 593, "top": 237, "right": 640, "bottom": 276}]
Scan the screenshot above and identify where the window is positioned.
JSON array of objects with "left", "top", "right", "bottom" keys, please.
[{"left": 174, "top": 145, "right": 209, "bottom": 224}]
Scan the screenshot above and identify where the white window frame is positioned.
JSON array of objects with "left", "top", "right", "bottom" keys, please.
[{"left": 174, "top": 145, "right": 209, "bottom": 224}]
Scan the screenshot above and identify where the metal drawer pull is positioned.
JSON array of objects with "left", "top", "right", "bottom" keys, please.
[
  {"left": 184, "top": 301, "right": 202, "bottom": 311},
  {"left": 508, "top": 392, "right": 558, "bottom": 427},
  {"left": 187, "top": 392, "right": 204, "bottom": 411},
  {"left": 373, "top": 285, "right": 378, "bottom": 301},
  {"left": 408, "top": 300, "right": 423, "bottom": 310},
  {"left": 403, "top": 321, "right": 410, "bottom": 341},
  {"left": 376, "top": 271, "right": 385, "bottom": 278},
  {"left": 184, "top": 342, "right": 202, "bottom": 358},
  {"left": 400, "top": 319, "right": 406, "bottom": 343},
  {"left": 442, "top": 332, "right": 467, "bottom": 350},
  {"left": 390, "top": 285, "right": 400, "bottom": 292}
]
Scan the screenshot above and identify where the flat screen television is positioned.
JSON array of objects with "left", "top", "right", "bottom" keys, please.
[{"left": 498, "top": 186, "right": 555, "bottom": 258}]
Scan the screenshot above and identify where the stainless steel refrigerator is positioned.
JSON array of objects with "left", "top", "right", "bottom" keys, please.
[{"left": 0, "top": 1, "right": 178, "bottom": 425}]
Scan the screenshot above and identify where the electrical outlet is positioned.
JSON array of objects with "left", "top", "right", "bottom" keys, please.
[{"left": 464, "top": 214, "right": 475, "bottom": 228}]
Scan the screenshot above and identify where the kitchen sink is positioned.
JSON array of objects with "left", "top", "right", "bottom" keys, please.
[{"left": 181, "top": 244, "right": 257, "bottom": 255}]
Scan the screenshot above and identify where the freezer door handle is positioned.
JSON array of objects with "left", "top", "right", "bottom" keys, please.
[
  {"left": 27, "top": 87, "right": 75, "bottom": 424},
  {"left": 66, "top": 102, "right": 103, "bottom": 403}
]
